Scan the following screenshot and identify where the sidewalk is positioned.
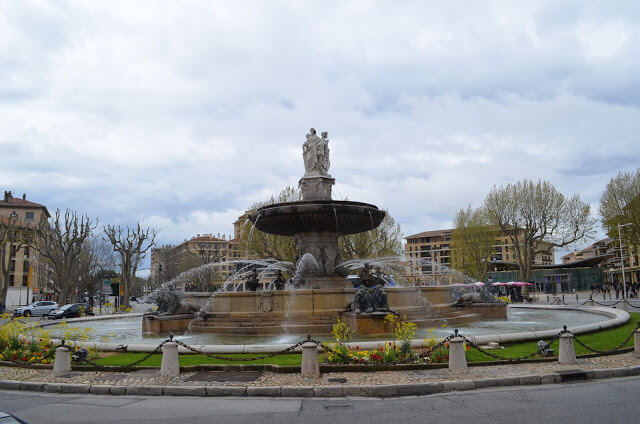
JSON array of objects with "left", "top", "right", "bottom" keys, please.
[{"left": 1, "top": 351, "right": 639, "bottom": 397}]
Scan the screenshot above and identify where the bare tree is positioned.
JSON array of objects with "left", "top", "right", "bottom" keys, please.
[
  {"left": 75, "top": 236, "right": 116, "bottom": 307},
  {"left": 27, "top": 209, "right": 96, "bottom": 303},
  {"left": 484, "top": 179, "right": 596, "bottom": 282},
  {"left": 104, "top": 224, "right": 157, "bottom": 307}
]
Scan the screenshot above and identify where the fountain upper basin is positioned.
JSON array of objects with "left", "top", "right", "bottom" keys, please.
[{"left": 250, "top": 200, "right": 385, "bottom": 236}]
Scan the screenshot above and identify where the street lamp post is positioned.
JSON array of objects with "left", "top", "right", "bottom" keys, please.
[{"left": 618, "top": 222, "right": 633, "bottom": 299}]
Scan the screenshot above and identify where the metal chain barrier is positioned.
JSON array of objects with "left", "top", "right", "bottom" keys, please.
[
  {"left": 566, "top": 324, "right": 637, "bottom": 355},
  {"left": 581, "top": 298, "right": 640, "bottom": 308},
  {"left": 172, "top": 335, "right": 308, "bottom": 362},
  {"left": 76, "top": 338, "right": 173, "bottom": 371},
  {"left": 461, "top": 330, "right": 561, "bottom": 362}
]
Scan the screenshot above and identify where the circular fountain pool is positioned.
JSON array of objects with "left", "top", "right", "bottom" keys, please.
[{"left": 45, "top": 306, "right": 613, "bottom": 346}]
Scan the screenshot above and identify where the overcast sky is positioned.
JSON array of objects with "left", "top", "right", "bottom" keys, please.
[{"left": 2, "top": 1, "right": 639, "bottom": 260}]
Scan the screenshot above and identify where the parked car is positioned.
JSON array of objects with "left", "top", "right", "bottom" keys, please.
[
  {"left": 12, "top": 301, "right": 59, "bottom": 317},
  {"left": 48, "top": 303, "right": 94, "bottom": 319}
]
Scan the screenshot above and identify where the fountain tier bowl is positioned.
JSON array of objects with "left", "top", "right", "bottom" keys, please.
[
  {"left": 250, "top": 200, "right": 386, "bottom": 236},
  {"left": 143, "top": 287, "right": 507, "bottom": 336}
]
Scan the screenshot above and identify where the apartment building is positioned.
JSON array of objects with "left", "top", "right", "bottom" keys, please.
[
  {"left": 0, "top": 191, "right": 52, "bottom": 304},
  {"left": 563, "top": 237, "right": 640, "bottom": 286},
  {"left": 150, "top": 232, "right": 242, "bottom": 291},
  {"left": 405, "top": 228, "right": 555, "bottom": 284}
]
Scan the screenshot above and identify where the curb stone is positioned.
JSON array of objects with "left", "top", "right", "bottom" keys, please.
[
  {"left": 0, "top": 366, "right": 639, "bottom": 398},
  {"left": 89, "top": 385, "right": 112, "bottom": 395},
  {"left": 109, "top": 386, "right": 126, "bottom": 395},
  {"left": 247, "top": 386, "right": 281, "bottom": 397},
  {"left": 205, "top": 386, "right": 246, "bottom": 396},
  {"left": 163, "top": 386, "right": 206, "bottom": 396},
  {"left": 125, "top": 385, "right": 163, "bottom": 396},
  {"left": 60, "top": 383, "right": 90, "bottom": 394}
]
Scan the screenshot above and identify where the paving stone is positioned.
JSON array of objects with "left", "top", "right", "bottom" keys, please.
[{"left": 247, "top": 386, "right": 281, "bottom": 397}]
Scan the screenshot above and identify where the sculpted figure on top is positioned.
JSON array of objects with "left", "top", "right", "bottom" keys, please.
[{"left": 303, "top": 128, "right": 330, "bottom": 177}]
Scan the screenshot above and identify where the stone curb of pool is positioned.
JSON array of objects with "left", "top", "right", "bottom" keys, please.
[
  {"left": 30, "top": 305, "right": 630, "bottom": 353},
  {"left": 1, "top": 365, "right": 640, "bottom": 397}
]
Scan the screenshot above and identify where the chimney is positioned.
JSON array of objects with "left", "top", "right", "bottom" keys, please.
[
  {"left": 3, "top": 191, "right": 10, "bottom": 202},
  {"left": 22, "top": 193, "right": 26, "bottom": 200}
]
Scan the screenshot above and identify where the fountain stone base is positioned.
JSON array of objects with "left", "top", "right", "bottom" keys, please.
[
  {"left": 340, "top": 311, "right": 395, "bottom": 336},
  {"left": 142, "top": 314, "right": 195, "bottom": 335}
]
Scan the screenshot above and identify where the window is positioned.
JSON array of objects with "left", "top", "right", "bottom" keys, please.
[
  {"left": 25, "top": 211, "right": 35, "bottom": 220},
  {"left": 22, "top": 274, "right": 28, "bottom": 286}
]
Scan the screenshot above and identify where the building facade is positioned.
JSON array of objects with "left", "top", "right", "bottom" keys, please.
[
  {"left": 563, "top": 237, "right": 640, "bottom": 287},
  {"left": 151, "top": 226, "right": 244, "bottom": 292},
  {"left": 0, "top": 191, "right": 52, "bottom": 305},
  {"left": 405, "top": 228, "right": 555, "bottom": 284}
]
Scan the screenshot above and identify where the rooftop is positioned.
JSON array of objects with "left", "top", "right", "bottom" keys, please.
[
  {"left": 1, "top": 191, "right": 50, "bottom": 217},
  {"left": 405, "top": 229, "right": 453, "bottom": 239}
]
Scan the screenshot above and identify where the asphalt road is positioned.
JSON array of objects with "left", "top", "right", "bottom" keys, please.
[{"left": 1, "top": 377, "right": 639, "bottom": 424}]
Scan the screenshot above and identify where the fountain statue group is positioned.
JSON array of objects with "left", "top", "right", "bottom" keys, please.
[
  {"left": 348, "top": 264, "right": 393, "bottom": 314},
  {"left": 303, "top": 128, "right": 330, "bottom": 177}
]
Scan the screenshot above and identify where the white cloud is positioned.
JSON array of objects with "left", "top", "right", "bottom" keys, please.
[{"left": 1, "top": 0, "right": 639, "bottom": 258}]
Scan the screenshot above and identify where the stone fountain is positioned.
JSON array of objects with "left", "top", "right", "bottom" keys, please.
[{"left": 143, "top": 129, "right": 506, "bottom": 336}]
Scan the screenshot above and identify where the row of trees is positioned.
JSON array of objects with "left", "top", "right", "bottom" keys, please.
[
  {"left": 452, "top": 169, "right": 640, "bottom": 283},
  {"left": 0, "top": 209, "right": 157, "bottom": 310}
]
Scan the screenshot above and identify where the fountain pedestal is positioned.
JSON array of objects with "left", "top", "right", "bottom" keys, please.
[
  {"left": 340, "top": 312, "right": 394, "bottom": 336},
  {"left": 299, "top": 175, "right": 335, "bottom": 201}
]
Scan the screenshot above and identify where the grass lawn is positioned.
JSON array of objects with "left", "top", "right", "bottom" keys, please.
[
  {"left": 466, "top": 311, "right": 640, "bottom": 362},
  {"left": 88, "top": 312, "right": 639, "bottom": 367},
  {"left": 91, "top": 352, "right": 302, "bottom": 367}
]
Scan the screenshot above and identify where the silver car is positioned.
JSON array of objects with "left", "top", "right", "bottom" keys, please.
[{"left": 13, "top": 301, "right": 59, "bottom": 317}]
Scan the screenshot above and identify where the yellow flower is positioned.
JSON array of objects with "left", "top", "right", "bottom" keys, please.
[{"left": 441, "top": 324, "right": 447, "bottom": 328}]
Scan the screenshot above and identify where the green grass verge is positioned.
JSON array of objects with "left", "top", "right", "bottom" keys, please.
[
  {"left": 90, "top": 312, "right": 639, "bottom": 367},
  {"left": 92, "top": 352, "right": 302, "bottom": 367},
  {"left": 466, "top": 311, "right": 640, "bottom": 362}
]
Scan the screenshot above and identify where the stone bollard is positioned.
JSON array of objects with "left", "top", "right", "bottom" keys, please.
[
  {"left": 160, "top": 342, "right": 180, "bottom": 377},
  {"left": 558, "top": 327, "right": 576, "bottom": 365},
  {"left": 448, "top": 330, "right": 467, "bottom": 371},
  {"left": 634, "top": 324, "right": 640, "bottom": 359},
  {"left": 301, "top": 342, "right": 320, "bottom": 378},
  {"left": 53, "top": 346, "right": 72, "bottom": 377}
]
